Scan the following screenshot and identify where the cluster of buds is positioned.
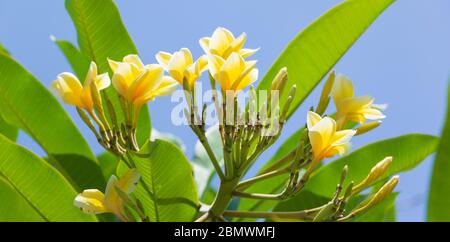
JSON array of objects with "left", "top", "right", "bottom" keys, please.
[{"left": 308, "top": 157, "right": 399, "bottom": 222}]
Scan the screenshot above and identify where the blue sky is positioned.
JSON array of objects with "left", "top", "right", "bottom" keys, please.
[{"left": 1, "top": 0, "right": 449, "bottom": 221}]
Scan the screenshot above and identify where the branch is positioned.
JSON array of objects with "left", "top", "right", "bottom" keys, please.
[{"left": 236, "top": 167, "right": 290, "bottom": 191}]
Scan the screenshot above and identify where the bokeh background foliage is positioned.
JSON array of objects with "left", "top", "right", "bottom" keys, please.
[{"left": 0, "top": 0, "right": 448, "bottom": 221}]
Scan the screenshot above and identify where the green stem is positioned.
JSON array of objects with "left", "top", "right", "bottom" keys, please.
[
  {"left": 208, "top": 178, "right": 240, "bottom": 218},
  {"left": 257, "top": 150, "right": 295, "bottom": 175},
  {"left": 236, "top": 167, "right": 290, "bottom": 191},
  {"left": 222, "top": 206, "right": 324, "bottom": 220},
  {"left": 232, "top": 191, "right": 285, "bottom": 200}
]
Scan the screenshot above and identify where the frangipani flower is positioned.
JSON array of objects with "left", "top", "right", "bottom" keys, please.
[
  {"left": 307, "top": 111, "right": 356, "bottom": 161},
  {"left": 52, "top": 62, "right": 110, "bottom": 111},
  {"left": 208, "top": 52, "right": 258, "bottom": 92},
  {"left": 74, "top": 169, "right": 140, "bottom": 221},
  {"left": 199, "top": 27, "right": 259, "bottom": 59},
  {"left": 331, "top": 74, "right": 386, "bottom": 127},
  {"left": 155, "top": 48, "right": 207, "bottom": 88},
  {"left": 108, "top": 54, "right": 178, "bottom": 107}
]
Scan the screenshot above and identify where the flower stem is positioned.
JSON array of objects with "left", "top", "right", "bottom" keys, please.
[{"left": 236, "top": 167, "right": 290, "bottom": 191}]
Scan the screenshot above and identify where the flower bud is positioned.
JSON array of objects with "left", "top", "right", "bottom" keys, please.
[
  {"left": 352, "top": 156, "right": 393, "bottom": 194},
  {"left": 316, "top": 71, "right": 335, "bottom": 115},
  {"left": 271, "top": 67, "right": 288, "bottom": 93},
  {"left": 355, "top": 121, "right": 382, "bottom": 136},
  {"left": 351, "top": 175, "right": 399, "bottom": 216}
]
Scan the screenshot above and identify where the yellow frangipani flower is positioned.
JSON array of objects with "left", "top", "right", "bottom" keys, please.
[
  {"left": 208, "top": 52, "right": 258, "bottom": 92},
  {"left": 74, "top": 169, "right": 140, "bottom": 221},
  {"left": 331, "top": 74, "right": 386, "bottom": 127},
  {"left": 199, "top": 27, "right": 259, "bottom": 59},
  {"left": 155, "top": 48, "right": 208, "bottom": 88},
  {"left": 108, "top": 54, "right": 178, "bottom": 107},
  {"left": 307, "top": 111, "right": 356, "bottom": 161},
  {"left": 51, "top": 62, "right": 110, "bottom": 111}
]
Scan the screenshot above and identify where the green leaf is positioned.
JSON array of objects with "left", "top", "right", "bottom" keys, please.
[
  {"left": 51, "top": 36, "right": 90, "bottom": 79},
  {"left": 192, "top": 125, "right": 223, "bottom": 197},
  {"left": 0, "top": 114, "right": 18, "bottom": 141},
  {"left": 65, "top": 0, "right": 151, "bottom": 145},
  {"left": 428, "top": 81, "right": 450, "bottom": 221},
  {"left": 305, "top": 134, "right": 438, "bottom": 197},
  {"left": 129, "top": 139, "right": 198, "bottom": 221},
  {"left": 97, "top": 152, "right": 119, "bottom": 180},
  {"left": 151, "top": 128, "right": 186, "bottom": 152},
  {"left": 256, "top": 0, "right": 394, "bottom": 119},
  {"left": 0, "top": 134, "right": 97, "bottom": 221},
  {"left": 0, "top": 177, "right": 44, "bottom": 221},
  {"left": 0, "top": 53, "right": 105, "bottom": 191},
  {"left": 0, "top": 43, "right": 9, "bottom": 55}
]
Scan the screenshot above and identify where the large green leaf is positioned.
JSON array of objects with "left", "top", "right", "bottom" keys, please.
[
  {"left": 0, "top": 43, "right": 8, "bottom": 55},
  {"left": 128, "top": 139, "right": 198, "bottom": 221},
  {"left": 98, "top": 151, "right": 119, "bottom": 180},
  {"left": 428, "top": 81, "right": 450, "bottom": 221},
  {"left": 0, "top": 114, "right": 18, "bottom": 141},
  {"left": 256, "top": 0, "right": 394, "bottom": 119},
  {"left": 0, "top": 177, "right": 44, "bottom": 222},
  {"left": 304, "top": 134, "right": 437, "bottom": 197},
  {"left": 52, "top": 36, "right": 90, "bottom": 80},
  {"left": 0, "top": 45, "right": 19, "bottom": 141},
  {"left": 0, "top": 53, "right": 105, "bottom": 191},
  {"left": 65, "top": 0, "right": 151, "bottom": 145},
  {"left": 192, "top": 125, "right": 223, "bottom": 197},
  {"left": 0, "top": 134, "right": 97, "bottom": 221}
]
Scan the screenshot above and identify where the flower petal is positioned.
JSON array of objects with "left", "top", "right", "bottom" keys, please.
[
  {"left": 362, "top": 108, "right": 386, "bottom": 120},
  {"left": 207, "top": 54, "right": 225, "bottom": 81},
  {"left": 73, "top": 189, "right": 108, "bottom": 214},
  {"left": 332, "top": 129, "right": 356, "bottom": 146},
  {"left": 155, "top": 51, "right": 173, "bottom": 70},
  {"left": 123, "top": 54, "right": 144, "bottom": 69},
  {"left": 331, "top": 74, "right": 355, "bottom": 103},
  {"left": 117, "top": 168, "right": 140, "bottom": 193},
  {"left": 219, "top": 52, "right": 245, "bottom": 89},
  {"left": 199, "top": 37, "right": 211, "bottom": 54},
  {"left": 210, "top": 27, "right": 234, "bottom": 56},
  {"left": 239, "top": 48, "right": 259, "bottom": 58},
  {"left": 306, "top": 111, "right": 322, "bottom": 130}
]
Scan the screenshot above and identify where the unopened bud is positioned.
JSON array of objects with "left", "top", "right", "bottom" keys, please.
[
  {"left": 355, "top": 121, "right": 382, "bottom": 136},
  {"left": 316, "top": 71, "right": 335, "bottom": 115},
  {"left": 271, "top": 67, "right": 288, "bottom": 93},
  {"left": 352, "top": 156, "right": 393, "bottom": 195},
  {"left": 351, "top": 175, "right": 399, "bottom": 216}
]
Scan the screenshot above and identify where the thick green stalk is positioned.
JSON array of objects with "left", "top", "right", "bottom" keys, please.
[{"left": 208, "top": 177, "right": 240, "bottom": 218}]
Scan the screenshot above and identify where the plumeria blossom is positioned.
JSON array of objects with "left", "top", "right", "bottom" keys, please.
[
  {"left": 74, "top": 169, "right": 140, "bottom": 221},
  {"left": 51, "top": 62, "right": 110, "bottom": 111},
  {"left": 199, "top": 27, "right": 259, "bottom": 59},
  {"left": 307, "top": 111, "right": 356, "bottom": 161},
  {"left": 208, "top": 52, "right": 258, "bottom": 92},
  {"left": 155, "top": 48, "right": 208, "bottom": 88},
  {"left": 108, "top": 54, "right": 178, "bottom": 108},
  {"left": 331, "top": 74, "right": 386, "bottom": 127}
]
